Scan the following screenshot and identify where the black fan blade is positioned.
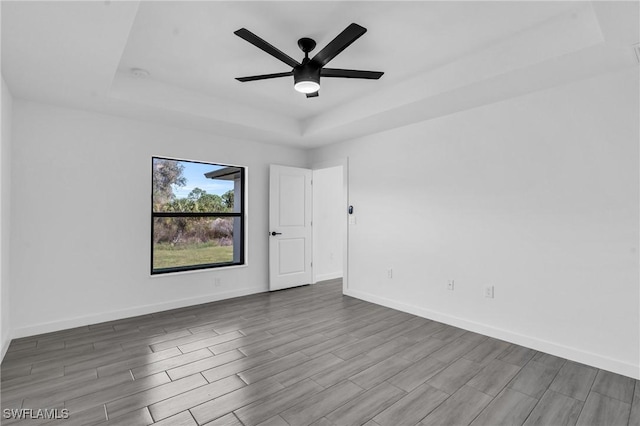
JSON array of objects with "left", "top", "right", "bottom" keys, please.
[
  {"left": 236, "top": 71, "right": 293, "bottom": 82},
  {"left": 235, "top": 28, "right": 300, "bottom": 68},
  {"left": 321, "top": 68, "right": 384, "bottom": 79},
  {"left": 310, "top": 23, "right": 367, "bottom": 67},
  {"left": 306, "top": 91, "right": 319, "bottom": 98}
]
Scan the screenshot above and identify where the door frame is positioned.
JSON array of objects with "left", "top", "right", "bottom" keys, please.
[{"left": 311, "top": 157, "right": 349, "bottom": 292}]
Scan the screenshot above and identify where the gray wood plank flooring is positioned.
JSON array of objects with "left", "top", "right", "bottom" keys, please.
[{"left": 1, "top": 279, "right": 638, "bottom": 425}]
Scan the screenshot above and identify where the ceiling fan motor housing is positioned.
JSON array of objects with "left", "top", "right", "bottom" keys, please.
[{"left": 293, "top": 60, "right": 320, "bottom": 93}]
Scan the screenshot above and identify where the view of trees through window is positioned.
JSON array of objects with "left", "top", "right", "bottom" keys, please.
[{"left": 152, "top": 157, "right": 244, "bottom": 274}]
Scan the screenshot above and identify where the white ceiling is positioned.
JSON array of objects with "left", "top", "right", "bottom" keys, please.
[{"left": 2, "top": 1, "right": 638, "bottom": 148}]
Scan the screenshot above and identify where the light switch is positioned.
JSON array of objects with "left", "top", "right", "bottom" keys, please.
[{"left": 349, "top": 216, "right": 356, "bottom": 225}]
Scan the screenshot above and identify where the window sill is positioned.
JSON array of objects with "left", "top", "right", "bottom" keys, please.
[{"left": 149, "top": 263, "right": 248, "bottom": 278}]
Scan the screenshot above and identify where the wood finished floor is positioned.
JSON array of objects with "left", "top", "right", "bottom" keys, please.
[{"left": 1, "top": 279, "right": 638, "bottom": 426}]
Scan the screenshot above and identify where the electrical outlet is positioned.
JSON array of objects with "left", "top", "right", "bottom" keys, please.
[
  {"left": 484, "top": 285, "right": 494, "bottom": 298},
  {"left": 387, "top": 268, "right": 393, "bottom": 279},
  {"left": 447, "top": 280, "right": 455, "bottom": 291},
  {"left": 214, "top": 277, "right": 222, "bottom": 287}
]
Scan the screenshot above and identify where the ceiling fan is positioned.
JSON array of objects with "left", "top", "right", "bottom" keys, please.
[{"left": 234, "top": 23, "right": 384, "bottom": 98}]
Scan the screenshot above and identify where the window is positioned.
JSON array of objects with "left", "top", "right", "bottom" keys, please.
[{"left": 151, "top": 157, "right": 245, "bottom": 274}]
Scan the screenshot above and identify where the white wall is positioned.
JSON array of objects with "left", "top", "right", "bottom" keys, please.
[
  {"left": 311, "top": 68, "right": 640, "bottom": 379},
  {"left": 312, "top": 166, "right": 343, "bottom": 282},
  {"left": 9, "top": 100, "right": 307, "bottom": 337},
  {"left": 1, "top": 76, "right": 13, "bottom": 359}
]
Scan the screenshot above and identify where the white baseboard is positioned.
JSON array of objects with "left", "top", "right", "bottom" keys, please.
[
  {"left": 314, "top": 272, "right": 343, "bottom": 283},
  {"left": 11, "top": 287, "right": 263, "bottom": 339},
  {"left": 344, "top": 288, "right": 640, "bottom": 380}
]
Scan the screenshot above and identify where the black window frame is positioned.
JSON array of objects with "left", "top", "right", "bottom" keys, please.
[{"left": 151, "top": 156, "right": 246, "bottom": 275}]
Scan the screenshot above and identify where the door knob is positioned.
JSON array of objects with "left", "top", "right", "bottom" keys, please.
[{"left": 270, "top": 231, "right": 282, "bottom": 236}]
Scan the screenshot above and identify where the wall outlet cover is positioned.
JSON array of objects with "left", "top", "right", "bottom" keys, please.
[{"left": 484, "top": 285, "right": 494, "bottom": 298}]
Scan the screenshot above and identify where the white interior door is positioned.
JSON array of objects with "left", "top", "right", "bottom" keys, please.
[{"left": 269, "top": 165, "right": 312, "bottom": 291}]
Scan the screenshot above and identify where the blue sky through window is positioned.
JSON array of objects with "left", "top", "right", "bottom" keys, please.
[{"left": 171, "top": 160, "right": 234, "bottom": 198}]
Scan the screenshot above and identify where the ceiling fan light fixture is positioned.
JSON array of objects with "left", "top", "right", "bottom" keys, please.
[
  {"left": 294, "top": 80, "right": 320, "bottom": 94},
  {"left": 293, "top": 65, "right": 320, "bottom": 94}
]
